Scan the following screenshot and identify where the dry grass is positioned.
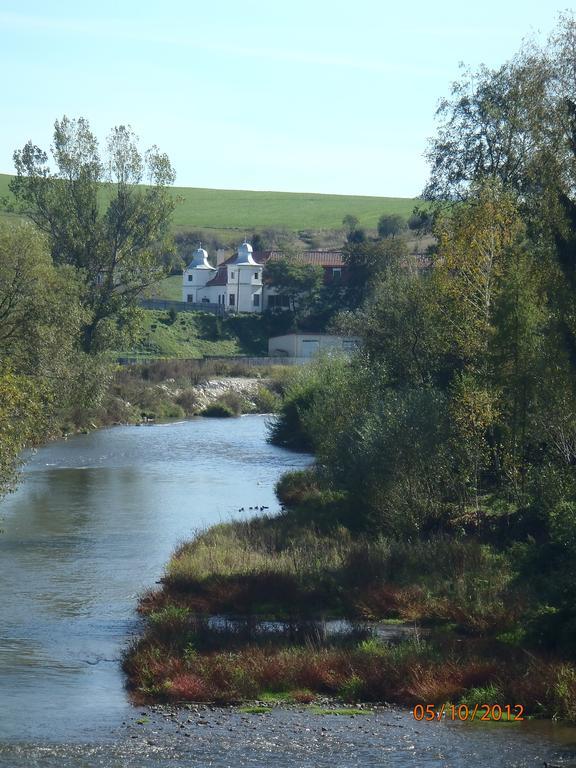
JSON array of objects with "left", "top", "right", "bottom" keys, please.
[
  {"left": 155, "top": 518, "right": 522, "bottom": 634},
  {"left": 125, "top": 515, "right": 576, "bottom": 719},
  {"left": 124, "top": 632, "right": 576, "bottom": 719}
]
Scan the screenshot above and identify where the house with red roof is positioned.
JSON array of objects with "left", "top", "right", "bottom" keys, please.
[{"left": 182, "top": 241, "right": 347, "bottom": 313}]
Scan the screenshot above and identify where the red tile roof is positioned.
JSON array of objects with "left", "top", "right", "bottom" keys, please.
[
  {"left": 217, "top": 250, "right": 345, "bottom": 267},
  {"left": 265, "top": 251, "right": 344, "bottom": 266},
  {"left": 205, "top": 268, "right": 227, "bottom": 286}
]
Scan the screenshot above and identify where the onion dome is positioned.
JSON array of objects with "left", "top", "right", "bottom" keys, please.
[
  {"left": 187, "top": 245, "right": 215, "bottom": 270},
  {"left": 233, "top": 240, "right": 257, "bottom": 266}
]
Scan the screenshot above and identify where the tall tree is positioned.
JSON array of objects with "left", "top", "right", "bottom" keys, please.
[
  {"left": 343, "top": 236, "right": 409, "bottom": 309},
  {"left": 377, "top": 213, "right": 405, "bottom": 238},
  {"left": 10, "top": 116, "right": 176, "bottom": 352},
  {"left": 264, "top": 259, "right": 323, "bottom": 315},
  {"left": 0, "top": 220, "right": 91, "bottom": 499}
]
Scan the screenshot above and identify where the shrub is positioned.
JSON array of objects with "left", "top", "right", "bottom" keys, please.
[
  {"left": 217, "top": 390, "right": 246, "bottom": 416},
  {"left": 202, "top": 403, "right": 235, "bottom": 418},
  {"left": 339, "top": 674, "right": 364, "bottom": 702},
  {"left": 148, "top": 606, "right": 191, "bottom": 642},
  {"left": 291, "top": 689, "right": 315, "bottom": 703},
  {"left": 460, "top": 683, "right": 504, "bottom": 709},
  {"left": 175, "top": 388, "right": 200, "bottom": 415},
  {"left": 252, "top": 386, "right": 281, "bottom": 413}
]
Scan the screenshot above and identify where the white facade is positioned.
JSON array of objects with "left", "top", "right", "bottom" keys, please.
[
  {"left": 182, "top": 245, "right": 217, "bottom": 305},
  {"left": 268, "top": 333, "right": 361, "bottom": 358},
  {"left": 182, "top": 242, "right": 263, "bottom": 313}
]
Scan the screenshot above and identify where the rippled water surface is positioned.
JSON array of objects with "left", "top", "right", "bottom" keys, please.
[{"left": 1, "top": 415, "right": 576, "bottom": 766}]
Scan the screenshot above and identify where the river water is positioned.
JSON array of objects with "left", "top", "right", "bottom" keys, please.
[{"left": 1, "top": 415, "right": 576, "bottom": 767}]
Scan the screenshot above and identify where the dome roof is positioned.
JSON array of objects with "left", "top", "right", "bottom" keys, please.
[
  {"left": 233, "top": 240, "right": 257, "bottom": 266},
  {"left": 187, "top": 246, "right": 215, "bottom": 270}
]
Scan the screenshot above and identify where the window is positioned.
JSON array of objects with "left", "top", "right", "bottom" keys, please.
[
  {"left": 187, "top": 295, "right": 194, "bottom": 303},
  {"left": 230, "top": 271, "right": 235, "bottom": 280},
  {"left": 229, "top": 294, "right": 235, "bottom": 306},
  {"left": 254, "top": 272, "right": 259, "bottom": 280},
  {"left": 253, "top": 294, "right": 260, "bottom": 307},
  {"left": 188, "top": 274, "right": 193, "bottom": 282},
  {"left": 268, "top": 294, "right": 291, "bottom": 309},
  {"left": 332, "top": 268, "right": 341, "bottom": 280}
]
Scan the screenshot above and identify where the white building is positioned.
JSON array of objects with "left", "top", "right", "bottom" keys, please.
[
  {"left": 268, "top": 333, "right": 361, "bottom": 358},
  {"left": 182, "top": 242, "right": 349, "bottom": 313},
  {"left": 182, "top": 241, "right": 263, "bottom": 312}
]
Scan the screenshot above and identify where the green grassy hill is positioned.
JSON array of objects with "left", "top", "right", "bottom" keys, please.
[
  {"left": 148, "top": 275, "right": 182, "bottom": 301},
  {"left": 0, "top": 173, "right": 418, "bottom": 233}
]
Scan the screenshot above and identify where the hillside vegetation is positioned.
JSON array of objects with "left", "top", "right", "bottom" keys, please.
[
  {"left": 115, "top": 310, "right": 269, "bottom": 360},
  {"left": 0, "top": 173, "right": 417, "bottom": 233}
]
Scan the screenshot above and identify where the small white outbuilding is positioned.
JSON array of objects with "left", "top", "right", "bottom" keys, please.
[{"left": 268, "top": 333, "right": 361, "bottom": 358}]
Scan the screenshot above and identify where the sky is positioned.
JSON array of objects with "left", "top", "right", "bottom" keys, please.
[{"left": 0, "top": 1, "right": 569, "bottom": 197}]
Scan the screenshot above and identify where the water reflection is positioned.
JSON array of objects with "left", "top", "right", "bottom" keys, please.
[{"left": 0, "top": 416, "right": 310, "bottom": 741}]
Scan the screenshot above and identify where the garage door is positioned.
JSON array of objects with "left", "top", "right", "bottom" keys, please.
[{"left": 301, "top": 339, "right": 320, "bottom": 357}]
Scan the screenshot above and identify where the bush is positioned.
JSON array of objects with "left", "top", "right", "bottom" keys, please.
[
  {"left": 156, "top": 401, "right": 186, "bottom": 419},
  {"left": 201, "top": 403, "right": 235, "bottom": 418},
  {"left": 217, "top": 390, "right": 246, "bottom": 416},
  {"left": 252, "top": 386, "right": 281, "bottom": 414},
  {"left": 175, "top": 388, "right": 200, "bottom": 415},
  {"left": 377, "top": 213, "right": 405, "bottom": 238}
]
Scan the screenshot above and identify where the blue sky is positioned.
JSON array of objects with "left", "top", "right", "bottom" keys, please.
[{"left": 0, "top": 1, "right": 568, "bottom": 197}]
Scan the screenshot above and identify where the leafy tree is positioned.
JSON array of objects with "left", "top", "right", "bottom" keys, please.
[
  {"left": 264, "top": 259, "right": 323, "bottom": 315},
  {"left": 0, "top": 221, "right": 98, "bottom": 498},
  {"left": 433, "top": 182, "right": 525, "bottom": 367},
  {"left": 10, "top": 116, "right": 176, "bottom": 352},
  {"left": 377, "top": 213, "right": 405, "bottom": 238},
  {"left": 408, "top": 206, "right": 434, "bottom": 234},
  {"left": 343, "top": 269, "right": 446, "bottom": 386},
  {"left": 0, "top": 221, "right": 85, "bottom": 377},
  {"left": 0, "top": 370, "right": 47, "bottom": 498},
  {"left": 346, "top": 227, "right": 366, "bottom": 244},
  {"left": 424, "top": 55, "right": 551, "bottom": 203},
  {"left": 343, "top": 236, "right": 409, "bottom": 309},
  {"left": 342, "top": 214, "right": 360, "bottom": 234}
]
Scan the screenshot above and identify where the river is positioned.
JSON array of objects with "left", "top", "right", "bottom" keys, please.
[{"left": 1, "top": 415, "right": 576, "bottom": 767}]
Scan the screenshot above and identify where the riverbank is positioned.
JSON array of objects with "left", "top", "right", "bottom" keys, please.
[
  {"left": 60, "top": 358, "right": 288, "bottom": 434},
  {"left": 124, "top": 504, "right": 576, "bottom": 720}
]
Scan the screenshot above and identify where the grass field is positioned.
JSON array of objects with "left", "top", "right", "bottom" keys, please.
[
  {"left": 147, "top": 275, "right": 183, "bottom": 301},
  {"left": 0, "top": 173, "right": 419, "bottom": 233}
]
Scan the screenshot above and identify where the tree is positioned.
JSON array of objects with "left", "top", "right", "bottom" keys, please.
[
  {"left": 0, "top": 370, "right": 46, "bottom": 498},
  {"left": 10, "top": 116, "right": 176, "bottom": 352},
  {"left": 433, "top": 182, "right": 525, "bottom": 367},
  {"left": 264, "top": 259, "right": 323, "bottom": 315},
  {"left": 0, "top": 221, "right": 85, "bottom": 377},
  {"left": 408, "top": 206, "right": 433, "bottom": 234},
  {"left": 377, "top": 213, "right": 405, "bottom": 238},
  {"left": 342, "top": 214, "right": 360, "bottom": 234},
  {"left": 0, "top": 220, "right": 95, "bottom": 499},
  {"left": 343, "top": 236, "right": 409, "bottom": 309},
  {"left": 423, "top": 55, "right": 552, "bottom": 203}
]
